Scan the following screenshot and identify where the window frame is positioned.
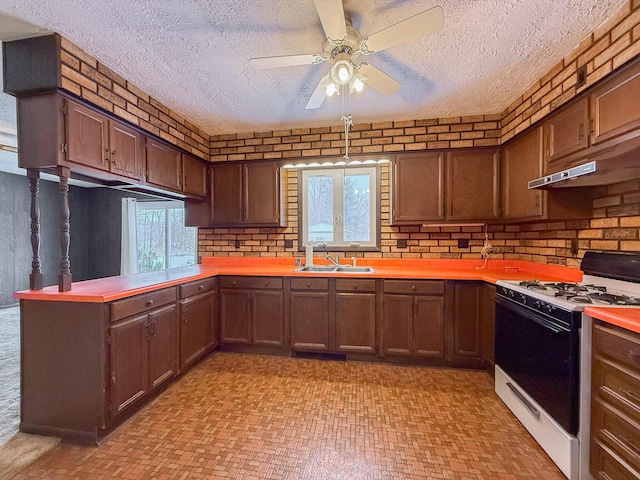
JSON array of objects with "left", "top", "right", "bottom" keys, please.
[{"left": 298, "top": 164, "right": 381, "bottom": 252}]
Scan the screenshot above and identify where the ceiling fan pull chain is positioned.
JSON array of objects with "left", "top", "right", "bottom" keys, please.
[{"left": 342, "top": 114, "right": 353, "bottom": 164}]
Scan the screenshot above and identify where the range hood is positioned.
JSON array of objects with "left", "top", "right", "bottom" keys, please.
[{"left": 528, "top": 137, "right": 640, "bottom": 189}]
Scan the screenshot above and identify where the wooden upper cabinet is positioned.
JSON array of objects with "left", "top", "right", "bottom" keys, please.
[
  {"left": 391, "top": 153, "right": 445, "bottom": 224},
  {"left": 590, "top": 61, "right": 640, "bottom": 146},
  {"left": 545, "top": 98, "right": 589, "bottom": 163},
  {"left": 146, "top": 138, "right": 182, "bottom": 192},
  {"left": 446, "top": 149, "right": 500, "bottom": 221},
  {"left": 66, "top": 99, "right": 143, "bottom": 181},
  {"left": 109, "top": 121, "right": 144, "bottom": 181},
  {"left": 181, "top": 154, "right": 207, "bottom": 198},
  {"left": 212, "top": 163, "right": 244, "bottom": 224},
  {"left": 210, "top": 161, "right": 286, "bottom": 227},
  {"left": 66, "top": 100, "right": 109, "bottom": 171},
  {"left": 501, "top": 126, "right": 545, "bottom": 220},
  {"left": 244, "top": 161, "right": 281, "bottom": 225}
]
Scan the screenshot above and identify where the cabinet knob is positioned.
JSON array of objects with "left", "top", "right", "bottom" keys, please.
[
  {"left": 264, "top": 281, "right": 269, "bottom": 286},
  {"left": 232, "top": 281, "right": 237, "bottom": 286},
  {"left": 146, "top": 299, "right": 154, "bottom": 306},
  {"left": 353, "top": 283, "right": 358, "bottom": 289},
  {"left": 199, "top": 284, "right": 204, "bottom": 290},
  {"left": 307, "top": 282, "right": 311, "bottom": 288},
  {"left": 411, "top": 285, "right": 416, "bottom": 291}
]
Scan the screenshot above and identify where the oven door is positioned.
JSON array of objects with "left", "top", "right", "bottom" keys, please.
[{"left": 495, "top": 297, "right": 580, "bottom": 434}]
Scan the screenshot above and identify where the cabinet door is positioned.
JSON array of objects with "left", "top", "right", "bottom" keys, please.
[
  {"left": 382, "top": 294, "right": 413, "bottom": 356},
  {"left": 451, "top": 282, "right": 481, "bottom": 359},
  {"left": 252, "top": 290, "right": 284, "bottom": 347},
  {"left": 219, "top": 289, "right": 251, "bottom": 344},
  {"left": 244, "top": 161, "right": 282, "bottom": 225},
  {"left": 290, "top": 291, "right": 330, "bottom": 351},
  {"left": 335, "top": 293, "right": 376, "bottom": 353},
  {"left": 546, "top": 98, "right": 589, "bottom": 162},
  {"left": 180, "top": 292, "right": 214, "bottom": 369},
  {"left": 391, "top": 153, "right": 445, "bottom": 224},
  {"left": 590, "top": 62, "right": 640, "bottom": 146},
  {"left": 66, "top": 99, "right": 109, "bottom": 171},
  {"left": 479, "top": 284, "right": 496, "bottom": 367},
  {"left": 146, "top": 138, "right": 182, "bottom": 191},
  {"left": 148, "top": 304, "right": 177, "bottom": 390},
  {"left": 502, "top": 126, "right": 545, "bottom": 220},
  {"left": 110, "top": 314, "right": 149, "bottom": 418},
  {"left": 212, "top": 163, "right": 244, "bottom": 224},
  {"left": 182, "top": 154, "right": 207, "bottom": 197},
  {"left": 413, "top": 296, "right": 445, "bottom": 358},
  {"left": 109, "top": 120, "right": 144, "bottom": 181},
  {"left": 446, "top": 150, "right": 500, "bottom": 221}
]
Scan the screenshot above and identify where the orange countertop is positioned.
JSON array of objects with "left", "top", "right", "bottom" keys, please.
[
  {"left": 585, "top": 306, "right": 640, "bottom": 334},
  {"left": 14, "top": 257, "right": 582, "bottom": 303}
]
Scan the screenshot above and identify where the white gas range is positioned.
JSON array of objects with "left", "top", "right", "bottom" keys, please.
[{"left": 494, "top": 251, "right": 640, "bottom": 480}]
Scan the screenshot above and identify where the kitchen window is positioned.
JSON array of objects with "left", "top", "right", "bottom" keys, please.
[
  {"left": 300, "top": 166, "right": 379, "bottom": 250},
  {"left": 121, "top": 199, "right": 197, "bottom": 274}
]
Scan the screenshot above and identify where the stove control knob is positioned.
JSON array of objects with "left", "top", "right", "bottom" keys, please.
[
  {"left": 535, "top": 300, "right": 542, "bottom": 309},
  {"left": 543, "top": 303, "right": 553, "bottom": 314},
  {"left": 518, "top": 293, "right": 527, "bottom": 303},
  {"left": 508, "top": 290, "right": 515, "bottom": 298}
]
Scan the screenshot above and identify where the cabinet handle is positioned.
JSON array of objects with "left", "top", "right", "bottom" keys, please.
[
  {"left": 111, "top": 372, "right": 116, "bottom": 385},
  {"left": 578, "top": 122, "right": 584, "bottom": 140},
  {"left": 307, "top": 282, "right": 311, "bottom": 288},
  {"left": 589, "top": 119, "right": 595, "bottom": 136},
  {"left": 353, "top": 283, "right": 358, "bottom": 289},
  {"left": 146, "top": 299, "right": 154, "bottom": 306},
  {"left": 104, "top": 148, "right": 109, "bottom": 164},
  {"left": 411, "top": 285, "right": 416, "bottom": 291},
  {"left": 111, "top": 150, "right": 116, "bottom": 165},
  {"left": 264, "top": 281, "right": 269, "bottom": 286},
  {"left": 535, "top": 195, "right": 540, "bottom": 208},
  {"left": 232, "top": 281, "right": 237, "bottom": 286},
  {"left": 621, "top": 389, "right": 640, "bottom": 405},
  {"left": 618, "top": 434, "right": 640, "bottom": 456},
  {"left": 199, "top": 284, "right": 204, "bottom": 290}
]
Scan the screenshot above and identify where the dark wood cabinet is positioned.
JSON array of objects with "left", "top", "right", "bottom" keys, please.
[
  {"left": 335, "top": 280, "right": 376, "bottom": 354},
  {"left": 219, "top": 276, "right": 285, "bottom": 347},
  {"left": 502, "top": 126, "right": 545, "bottom": 220},
  {"left": 66, "top": 98, "right": 144, "bottom": 181},
  {"left": 446, "top": 149, "right": 500, "bottom": 221},
  {"left": 290, "top": 278, "right": 331, "bottom": 351},
  {"left": 591, "top": 321, "right": 640, "bottom": 479},
  {"left": 109, "top": 290, "right": 177, "bottom": 419},
  {"left": 181, "top": 154, "right": 207, "bottom": 198},
  {"left": 590, "top": 60, "right": 640, "bottom": 146},
  {"left": 450, "top": 282, "right": 481, "bottom": 360},
  {"left": 479, "top": 283, "right": 496, "bottom": 368},
  {"left": 545, "top": 98, "right": 589, "bottom": 163},
  {"left": 178, "top": 278, "right": 217, "bottom": 370},
  {"left": 211, "top": 161, "right": 286, "bottom": 227},
  {"left": 146, "top": 138, "right": 182, "bottom": 192},
  {"left": 391, "top": 153, "right": 445, "bottom": 224},
  {"left": 382, "top": 280, "right": 445, "bottom": 358}
]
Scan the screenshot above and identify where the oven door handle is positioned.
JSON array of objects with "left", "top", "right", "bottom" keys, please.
[{"left": 497, "top": 297, "right": 569, "bottom": 334}]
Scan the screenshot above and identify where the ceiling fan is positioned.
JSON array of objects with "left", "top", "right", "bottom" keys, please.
[{"left": 249, "top": 0, "right": 444, "bottom": 109}]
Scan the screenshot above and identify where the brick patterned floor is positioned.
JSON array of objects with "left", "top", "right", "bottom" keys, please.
[{"left": 15, "top": 353, "right": 564, "bottom": 479}]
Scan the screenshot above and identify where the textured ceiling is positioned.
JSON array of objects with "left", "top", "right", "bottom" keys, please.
[{"left": 0, "top": 0, "right": 630, "bottom": 137}]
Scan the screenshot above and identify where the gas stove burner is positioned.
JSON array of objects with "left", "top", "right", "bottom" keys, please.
[
  {"left": 587, "top": 292, "right": 640, "bottom": 306},
  {"left": 519, "top": 280, "right": 547, "bottom": 289},
  {"left": 569, "top": 296, "right": 593, "bottom": 304},
  {"left": 582, "top": 284, "right": 607, "bottom": 292},
  {"left": 545, "top": 282, "right": 588, "bottom": 292}
]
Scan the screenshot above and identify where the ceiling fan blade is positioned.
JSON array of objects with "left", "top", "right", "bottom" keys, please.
[
  {"left": 361, "top": 6, "right": 444, "bottom": 54},
  {"left": 359, "top": 64, "right": 401, "bottom": 96},
  {"left": 249, "top": 53, "right": 325, "bottom": 69},
  {"left": 313, "top": 0, "right": 347, "bottom": 43},
  {"left": 306, "top": 73, "right": 329, "bottom": 109}
]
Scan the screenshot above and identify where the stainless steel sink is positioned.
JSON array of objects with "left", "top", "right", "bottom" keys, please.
[{"left": 294, "top": 265, "right": 375, "bottom": 274}]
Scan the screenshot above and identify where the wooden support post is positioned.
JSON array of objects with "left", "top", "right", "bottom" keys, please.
[
  {"left": 27, "top": 168, "right": 44, "bottom": 290},
  {"left": 57, "top": 166, "right": 72, "bottom": 292}
]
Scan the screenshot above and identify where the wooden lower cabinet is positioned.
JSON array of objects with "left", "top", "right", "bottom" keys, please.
[
  {"left": 110, "top": 302, "right": 177, "bottom": 419},
  {"left": 179, "top": 290, "right": 216, "bottom": 370},
  {"left": 335, "top": 280, "right": 376, "bottom": 353},
  {"left": 479, "top": 283, "right": 496, "bottom": 368},
  {"left": 591, "top": 321, "right": 640, "bottom": 479},
  {"left": 450, "top": 282, "right": 481, "bottom": 360},
  {"left": 382, "top": 280, "right": 445, "bottom": 358},
  {"left": 291, "top": 290, "right": 331, "bottom": 351},
  {"left": 219, "top": 277, "right": 285, "bottom": 348}
]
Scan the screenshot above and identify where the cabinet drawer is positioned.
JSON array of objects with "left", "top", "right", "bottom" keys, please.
[
  {"left": 335, "top": 279, "right": 376, "bottom": 292},
  {"left": 383, "top": 280, "right": 444, "bottom": 295},
  {"left": 179, "top": 277, "right": 216, "bottom": 299},
  {"left": 591, "top": 437, "right": 640, "bottom": 480},
  {"left": 290, "top": 278, "right": 329, "bottom": 291},
  {"left": 111, "top": 288, "right": 177, "bottom": 322},
  {"left": 594, "top": 356, "right": 640, "bottom": 423},
  {"left": 219, "top": 276, "right": 283, "bottom": 290},
  {"left": 592, "top": 398, "right": 640, "bottom": 474},
  {"left": 594, "top": 323, "right": 640, "bottom": 372}
]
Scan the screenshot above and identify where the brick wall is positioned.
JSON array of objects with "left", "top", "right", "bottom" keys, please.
[{"left": 58, "top": 37, "right": 209, "bottom": 160}]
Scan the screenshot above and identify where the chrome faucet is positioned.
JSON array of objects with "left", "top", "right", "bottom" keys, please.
[{"left": 326, "top": 253, "right": 341, "bottom": 266}]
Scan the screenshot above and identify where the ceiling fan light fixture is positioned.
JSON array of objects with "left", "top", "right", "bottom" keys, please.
[
  {"left": 330, "top": 53, "right": 354, "bottom": 85},
  {"left": 349, "top": 71, "right": 367, "bottom": 93},
  {"left": 325, "top": 81, "right": 340, "bottom": 97}
]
